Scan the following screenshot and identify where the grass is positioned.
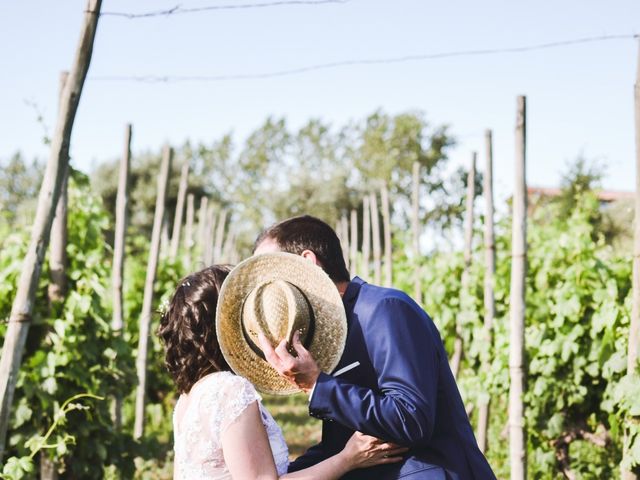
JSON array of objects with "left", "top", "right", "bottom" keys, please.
[{"left": 262, "top": 393, "right": 322, "bottom": 459}]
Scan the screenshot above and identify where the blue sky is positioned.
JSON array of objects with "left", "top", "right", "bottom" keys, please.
[{"left": 1, "top": 0, "right": 638, "bottom": 205}]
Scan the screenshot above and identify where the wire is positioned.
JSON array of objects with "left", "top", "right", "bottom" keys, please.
[
  {"left": 97, "top": 0, "right": 350, "bottom": 19},
  {"left": 90, "top": 33, "right": 638, "bottom": 83}
]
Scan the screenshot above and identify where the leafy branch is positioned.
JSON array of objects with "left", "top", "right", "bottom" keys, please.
[{"left": 1, "top": 393, "right": 103, "bottom": 480}]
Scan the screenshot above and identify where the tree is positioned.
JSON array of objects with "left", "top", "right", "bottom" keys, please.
[
  {"left": 90, "top": 110, "right": 457, "bottom": 256},
  {"left": 547, "top": 156, "right": 631, "bottom": 250},
  {"left": 350, "top": 111, "right": 457, "bottom": 230},
  {"left": 0, "top": 153, "right": 43, "bottom": 228},
  {"left": 556, "top": 156, "right": 605, "bottom": 222}
]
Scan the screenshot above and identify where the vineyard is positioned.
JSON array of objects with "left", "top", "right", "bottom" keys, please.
[
  {"left": 1, "top": 124, "right": 639, "bottom": 479},
  {"left": 2, "top": 1, "right": 640, "bottom": 479}
]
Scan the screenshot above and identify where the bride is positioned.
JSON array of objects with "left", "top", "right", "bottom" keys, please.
[{"left": 158, "top": 265, "right": 406, "bottom": 479}]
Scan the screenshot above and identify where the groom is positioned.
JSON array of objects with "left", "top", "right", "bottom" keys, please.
[{"left": 255, "top": 215, "right": 496, "bottom": 480}]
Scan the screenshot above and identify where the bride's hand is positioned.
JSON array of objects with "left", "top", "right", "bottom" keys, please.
[{"left": 338, "top": 431, "right": 408, "bottom": 470}]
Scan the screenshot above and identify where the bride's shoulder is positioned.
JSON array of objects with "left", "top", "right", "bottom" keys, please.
[
  {"left": 197, "top": 372, "right": 259, "bottom": 398},
  {"left": 196, "top": 372, "right": 262, "bottom": 431}
]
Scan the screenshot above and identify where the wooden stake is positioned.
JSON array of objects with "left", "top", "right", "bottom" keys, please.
[
  {"left": 0, "top": 0, "right": 102, "bottom": 459},
  {"left": 509, "top": 96, "right": 527, "bottom": 480},
  {"left": 623, "top": 39, "right": 640, "bottom": 480},
  {"left": 230, "top": 246, "right": 240, "bottom": 265},
  {"left": 134, "top": 145, "right": 173, "bottom": 439},
  {"left": 169, "top": 157, "right": 190, "bottom": 261},
  {"left": 196, "top": 197, "right": 209, "bottom": 264},
  {"left": 48, "top": 71, "right": 70, "bottom": 306},
  {"left": 341, "top": 215, "right": 350, "bottom": 272},
  {"left": 160, "top": 213, "right": 170, "bottom": 256},
  {"left": 411, "top": 162, "right": 422, "bottom": 303},
  {"left": 350, "top": 209, "right": 358, "bottom": 278},
  {"left": 451, "top": 152, "right": 476, "bottom": 379},
  {"left": 111, "top": 123, "right": 132, "bottom": 430},
  {"left": 41, "top": 68, "right": 70, "bottom": 480},
  {"left": 361, "top": 196, "right": 371, "bottom": 279},
  {"left": 334, "top": 219, "right": 343, "bottom": 264},
  {"left": 184, "top": 193, "right": 195, "bottom": 270},
  {"left": 477, "top": 130, "right": 496, "bottom": 454},
  {"left": 214, "top": 209, "right": 227, "bottom": 263},
  {"left": 370, "top": 192, "right": 382, "bottom": 285},
  {"left": 221, "top": 223, "right": 236, "bottom": 263},
  {"left": 112, "top": 124, "right": 132, "bottom": 333},
  {"left": 628, "top": 38, "right": 640, "bottom": 384},
  {"left": 381, "top": 183, "right": 392, "bottom": 287},
  {"left": 204, "top": 204, "right": 217, "bottom": 266}
]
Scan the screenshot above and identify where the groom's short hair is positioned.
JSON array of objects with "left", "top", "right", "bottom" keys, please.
[{"left": 254, "top": 215, "right": 350, "bottom": 283}]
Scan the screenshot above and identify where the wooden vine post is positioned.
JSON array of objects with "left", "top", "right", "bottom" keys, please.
[
  {"left": 205, "top": 204, "right": 217, "bottom": 265},
  {"left": 134, "top": 145, "right": 173, "bottom": 439},
  {"left": 361, "top": 195, "right": 371, "bottom": 279},
  {"left": 509, "top": 95, "right": 528, "bottom": 480},
  {"left": 111, "top": 123, "right": 132, "bottom": 430},
  {"left": 160, "top": 214, "right": 170, "bottom": 256},
  {"left": 411, "top": 162, "right": 422, "bottom": 303},
  {"left": 48, "top": 172, "right": 69, "bottom": 302},
  {"left": 451, "top": 152, "right": 476, "bottom": 380},
  {"left": 169, "top": 156, "right": 190, "bottom": 261},
  {"left": 222, "top": 223, "right": 236, "bottom": 263},
  {"left": 623, "top": 39, "right": 640, "bottom": 480},
  {"left": 0, "top": 0, "right": 102, "bottom": 459},
  {"left": 381, "top": 182, "right": 393, "bottom": 287},
  {"left": 370, "top": 192, "right": 382, "bottom": 285},
  {"left": 214, "top": 209, "right": 227, "bottom": 263},
  {"left": 41, "top": 69, "right": 71, "bottom": 480},
  {"left": 341, "top": 215, "right": 350, "bottom": 271},
  {"left": 184, "top": 193, "right": 195, "bottom": 269},
  {"left": 230, "top": 244, "right": 240, "bottom": 265},
  {"left": 48, "top": 71, "right": 70, "bottom": 306},
  {"left": 350, "top": 209, "right": 358, "bottom": 277},
  {"left": 112, "top": 123, "right": 132, "bottom": 335},
  {"left": 197, "top": 197, "right": 209, "bottom": 264},
  {"left": 477, "top": 130, "right": 496, "bottom": 454}
]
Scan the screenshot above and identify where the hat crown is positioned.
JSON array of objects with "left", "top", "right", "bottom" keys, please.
[
  {"left": 216, "top": 252, "right": 347, "bottom": 395},
  {"left": 242, "top": 279, "right": 313, "bottom": 349}
]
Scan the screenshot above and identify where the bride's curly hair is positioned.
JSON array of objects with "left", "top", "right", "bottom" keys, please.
[{"left": 157, "top": 265, "right": 233, "bottom": 394}]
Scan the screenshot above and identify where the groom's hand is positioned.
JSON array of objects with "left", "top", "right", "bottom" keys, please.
[{"left": 258, "top": 331, "right": 320, "bottom": 393}]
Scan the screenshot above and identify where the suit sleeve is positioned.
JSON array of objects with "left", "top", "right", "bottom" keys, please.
[
  {"left": 287, "top": 442, "right": 328, "bottom": 472},
  {"left": 309, "top": 297, "right": 440, "bottom": 446}
]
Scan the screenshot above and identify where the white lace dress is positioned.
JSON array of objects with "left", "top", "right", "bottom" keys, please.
[{"left": 172, "top": 371, "right": 290, "bottom": 479}]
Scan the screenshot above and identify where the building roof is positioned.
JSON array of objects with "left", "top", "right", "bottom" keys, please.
[{"left": 527, "top": 186, "right": 634, "bottom": 202}]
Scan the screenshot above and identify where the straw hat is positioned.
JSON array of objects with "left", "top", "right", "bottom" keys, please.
[{"left": 216, "top": 252, "right": 347, "bottom": 395}]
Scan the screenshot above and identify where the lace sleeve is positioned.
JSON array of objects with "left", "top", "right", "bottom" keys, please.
[{"left": 200, "top": 373, "right": 262, "bottom": 439}]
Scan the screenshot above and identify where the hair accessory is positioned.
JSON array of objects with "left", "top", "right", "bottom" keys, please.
[{"left": 158, "top": 297, "right": 170, "bottom": 316}]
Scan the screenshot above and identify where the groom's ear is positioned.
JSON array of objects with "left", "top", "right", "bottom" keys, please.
[{"left": 300, "top": 249, "right": 322, "bottom": 267}]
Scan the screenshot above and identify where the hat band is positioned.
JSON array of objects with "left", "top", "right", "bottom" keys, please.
[{"left": 241, "top": 283, "right": 316, "bottom": 360}]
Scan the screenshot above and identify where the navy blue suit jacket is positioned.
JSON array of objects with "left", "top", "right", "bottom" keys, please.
[{"left": 288, "top": 277, "right": 496, "bottom": 479}]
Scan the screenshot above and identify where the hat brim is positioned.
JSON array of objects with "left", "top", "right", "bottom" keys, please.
[{"left": 216, "top": 252, "right": 347, "bottom": 395}]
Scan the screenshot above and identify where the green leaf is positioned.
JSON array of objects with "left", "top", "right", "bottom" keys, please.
[
  {"left": 56, "top": 440, "right": 68, "bottom": 456},
  {"left": 608, "top": 413, "right": 619, "bottom": 440},
  {"left": 17, "top": 458, "right": 33, "bottom": 474},
  {"left": 41, "top": 377, "right": 57, "bottom": 394},
  {"left": 13, "top": 403, "right": 32, "bottom": 428},
  {"left": 1, "top": 456, "right": 33, "bottom": 480}
]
